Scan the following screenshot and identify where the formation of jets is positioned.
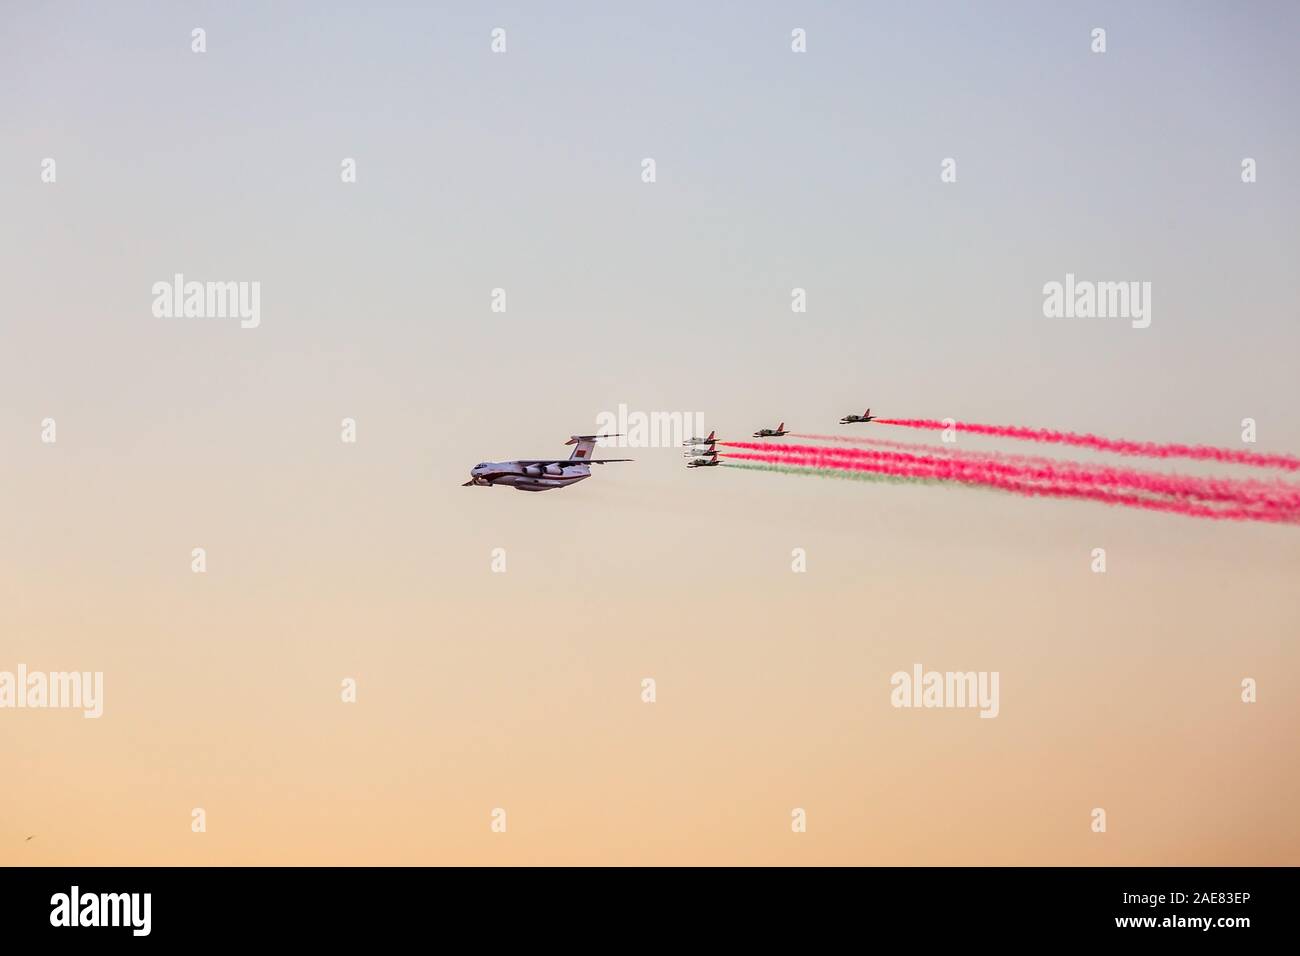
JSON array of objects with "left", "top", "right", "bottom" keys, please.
[
  {"left": 462, "top": 410, "right": 878, "bottom": 491},
  {"left": 681, "top": 432, "right": 717, "bottom": 456},
  {"left": 462, "top": 434, "right": 632, "bottom": 492},
  {"left": 684, "top": 430, "right": 720, "bottom": 469}
]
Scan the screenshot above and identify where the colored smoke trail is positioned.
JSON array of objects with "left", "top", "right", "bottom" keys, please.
[
  {"left": 721, "top": 461, "right": 952, "bottom": 490},
  {"left": 727, "top": 449, "right": 1296, "bottom": 523},
  {"left": 875, "top": 419, "right": 1300, "bottom": 472},
  {"left": 722, "top": 441, "right": 1300, "bottom": 513},
  {"left": 794, "top": 433, "right": 1086, "bottom": 471},
  {"left": 722, "top": 449, "right": 1300, "bottom": 524}
]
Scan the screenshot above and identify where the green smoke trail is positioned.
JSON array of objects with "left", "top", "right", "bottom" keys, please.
[
  {"left": 721, "top": 461, "right": 947, "bottom": 488},
  {"left": 720, "top": 460, "right": 1022, "bottom": 501}
]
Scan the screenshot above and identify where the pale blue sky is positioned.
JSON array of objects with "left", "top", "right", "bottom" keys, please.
[{"left": 4, "top": 1, "right": 1297, "bottom": 448}]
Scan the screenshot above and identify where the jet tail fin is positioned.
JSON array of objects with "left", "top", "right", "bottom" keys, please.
[{"left": 565, "top": 433, "right": 622, "bottom": 460}]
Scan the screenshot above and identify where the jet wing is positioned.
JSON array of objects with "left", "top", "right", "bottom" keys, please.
[{"left": 513, "top": 459, "right": 634, "bottom": 465}]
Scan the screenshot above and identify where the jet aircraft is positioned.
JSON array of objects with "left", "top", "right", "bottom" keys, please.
[
  {"left": 462, "top": 435, "right": 632, "bottom": 492},
  {"left": 840, "top": 408, "right": 876, "bottom": 424}
]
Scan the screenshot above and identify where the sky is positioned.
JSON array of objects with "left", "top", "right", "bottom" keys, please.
[{"left": 2, "top": 1, "right": 1298, "bottom": 865}]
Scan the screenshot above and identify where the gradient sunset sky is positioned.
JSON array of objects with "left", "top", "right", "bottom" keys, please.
[{"left": 2, "top": 1, "right": 1298, "bottom": 865}]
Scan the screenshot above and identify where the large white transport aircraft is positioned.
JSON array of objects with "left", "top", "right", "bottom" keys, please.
[{"left": 462, "top": 434, "right": 633, "bottom": 492}]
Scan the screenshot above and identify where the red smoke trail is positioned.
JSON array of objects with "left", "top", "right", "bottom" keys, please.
[
  {"left": 794, "top": 433, "right": 1077, "bottom": 471},
  {"left": 721, "top": 449, "right": 1300, "bottom": 524},
  {"left": 797, "top": 433, "right": 1300, "bottom": 502},
  {"left": 726, "top": 448, "right": 1298, "bottom": 524},
  {"left": 732, "top": 440, "right": 1300, "bottom": 512},
  {"left": 873, "top": 419, "right": 1300, "bottom": 472}
]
